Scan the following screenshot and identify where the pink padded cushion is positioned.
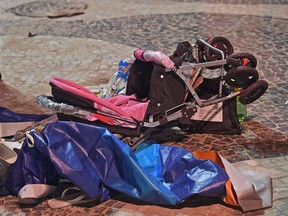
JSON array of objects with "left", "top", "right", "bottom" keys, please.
[{"left": 49, "top": 77, "right": 148, "bottom": 121}]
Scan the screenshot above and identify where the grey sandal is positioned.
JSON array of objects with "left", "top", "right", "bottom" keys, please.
[{"left": 47, "top": 187, "right": 99, "bottom": 209}]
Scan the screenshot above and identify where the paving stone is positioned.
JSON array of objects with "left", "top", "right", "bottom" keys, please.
[{"left": 6, "top": 0, "right": 87, "bottom": 18}]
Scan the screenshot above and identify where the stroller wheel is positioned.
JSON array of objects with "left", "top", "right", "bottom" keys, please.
[
  {"left": 198, "top": 50, "right": 206, "bottom": 63},
  {"left": 196, "top": 36, "right": 211, "bottom": 63},
  {"left": 225, "top": 66, "right": 259, "bottom": 89},
  {"left": 204, "top": 36, "right": 234, "bottom": 62},
  {"left": 239, "top": 80, "right": 268, "bottom": 105},
  {"left": 225, "top": 52, "right": 257, "bottom": 72}
]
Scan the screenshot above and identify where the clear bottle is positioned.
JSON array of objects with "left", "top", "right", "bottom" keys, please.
[{"left": 100, "top": 56, "right": 134, "bottom": 98}]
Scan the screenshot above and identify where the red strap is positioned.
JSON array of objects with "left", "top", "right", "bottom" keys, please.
[
  {"left": 242, "top": 58, "right": 249, "bottom": 66},
  {"left": 91, "top": 113, "right": 114, "bottom": 125}
]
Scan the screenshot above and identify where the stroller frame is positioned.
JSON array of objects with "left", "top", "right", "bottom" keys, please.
[{"left": 142, "top": 39, "right": 240, "bottom": 128}]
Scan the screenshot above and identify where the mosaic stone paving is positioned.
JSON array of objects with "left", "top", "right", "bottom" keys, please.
[
  {"left": 6, "top": 0, "right": 87, "bottom": 18},
  {"left": 1, "top": 0, "right": 288, "bottom": 215},
  {"left": 1, "top": 12, "right": 287, "bottom": 136}
]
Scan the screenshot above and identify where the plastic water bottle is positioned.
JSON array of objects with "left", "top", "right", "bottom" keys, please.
[
  {"left": 236, "top": 95, "right": 247, "bottom": 123},
  {"left": 100, "top": 56, "right": 134, "bottom": 98}
]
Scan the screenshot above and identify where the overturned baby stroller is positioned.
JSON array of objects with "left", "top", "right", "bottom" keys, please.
[{"left": 37, "top": 36, "right": 268, "bottom": 148}]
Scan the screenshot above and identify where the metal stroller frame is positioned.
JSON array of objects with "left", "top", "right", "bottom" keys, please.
[{"left": 143, "top": 39, "right": 239, "bottom": 127}]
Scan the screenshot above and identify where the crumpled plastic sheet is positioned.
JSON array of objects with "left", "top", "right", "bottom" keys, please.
[
  {"left": 0, "top": 106, "right": 52, "bottom": 122},
  {"left": 6, "top": 121, "right": 228, "bottom": 205}
]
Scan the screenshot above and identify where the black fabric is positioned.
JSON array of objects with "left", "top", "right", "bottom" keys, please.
[
  {"left": 126, "top": 59, "right": 154, "bottom": 99},
  {"left": 126, "top": 42, "right": 194, "bottom": 118},
  {"left": 50, "top": 83, "right": 95, "bottom": 111},
  {"left": 126, "top": 56, "right": 186, "bottom": 119},
  {"left": 179, "top": 78, "right": 241, "bottom": 134},
  {"left": 126, "top": 60, "right": 186, "bottom": 118},
  {"left": 146, "top": 64, "right": 186, "bottom": 117},
  {"left": 173, "top": 41, "right": 196, "bottom": 63},
  {"left": 126, "top": 41, "right": 194, "bottom": 102}
]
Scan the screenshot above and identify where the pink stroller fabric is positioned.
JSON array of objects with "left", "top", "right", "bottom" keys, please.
[{"left": 49, "top": 77, "right": 148, "bottom": 123}]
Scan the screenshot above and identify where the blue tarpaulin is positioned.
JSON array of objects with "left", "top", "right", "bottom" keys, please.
[
  {"left": 6, "top": 121, "right": 228, "bottom": 205},
  {"left": 0, "top": 106, "right": 52, "bottom": 122}
]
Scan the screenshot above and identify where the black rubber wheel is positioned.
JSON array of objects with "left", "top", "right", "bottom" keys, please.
[
  {"left": 204, "top": 36, "right": 234, "bottom": 62},
  {"left": 239, "top": 80, "right": 268, "bottom": 104},
  {"left": 225, "top": 66, "right": 259, "bottom": 88},
  {"left": 225, "top": 52, "right": 257, "bottom": 72},
  {"left": 198, "top": 50, "right": 206, "bottom": 63}
]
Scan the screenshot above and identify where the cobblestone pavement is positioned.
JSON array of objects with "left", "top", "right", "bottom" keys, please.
[{"left": 0, "top": 0, "right": 288, "bottom": 215}]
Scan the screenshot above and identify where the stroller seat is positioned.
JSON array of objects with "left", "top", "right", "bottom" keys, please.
[{"left": 42, "top": 77, "right": 149, "bottom": 136}]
